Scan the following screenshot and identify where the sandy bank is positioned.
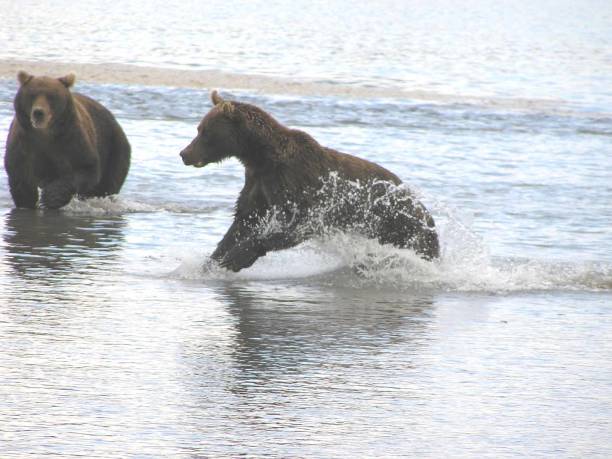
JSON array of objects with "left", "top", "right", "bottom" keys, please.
[
  {"left": 0, "top": 59, "right": 399, "bottom": 98},
  {"left": 0, "top": 59, "right": 567, "bottom": 113}
]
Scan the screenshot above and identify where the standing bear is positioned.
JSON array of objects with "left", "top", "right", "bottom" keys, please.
[
  {"left": 180, "top": 91, "right": 439, "bottom": 272},
  {"left": 4, "top": 71, "right": 131, "bottom": 209}
]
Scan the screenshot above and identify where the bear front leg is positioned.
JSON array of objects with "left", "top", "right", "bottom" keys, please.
[
  {"left": 211, "top": 217, "right": 256, "bottom": 263},
  {"left": 218, "top": 238, "right": 266, "bottom": 272},
  {"left": 7, "top": 175, "right": 39, "bottom": 209},
  {"left": 219, "top": 231, "right": 304, "bottom": 272},
  {"left": 214, "top": 205, "right": 304, "bottom": 271},
  {"left": 5, "top": 141, "right": 38, "bottom": 208},
  {"left": 40, "top": 179, "right": 76, "bottom": 209},
  {"left": 73, "top": 164, "right": 102, "bottom": 198}
]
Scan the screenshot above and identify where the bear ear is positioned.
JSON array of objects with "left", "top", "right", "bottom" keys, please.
[
  {"left": 58, "top": 73, "right": 76, "bottom": 88},
  {"left": 211, "top": 90, "right": 224, "bottom": 105},
  {"left": 17, "top": 70, "right": 33, "bottom": 86},
  {"left": 211, "top": 90, "right": 235, "bottom": 116},
  {"left": 218, "top": 101, "right": 235, "bottom": 116}
]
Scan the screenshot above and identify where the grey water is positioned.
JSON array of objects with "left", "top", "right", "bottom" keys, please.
[{"left": 1, "top": 0, "right": 612, "bottom": 457}]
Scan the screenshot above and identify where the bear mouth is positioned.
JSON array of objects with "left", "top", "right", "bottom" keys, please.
[
  {"left": 181, "top": 156, "right": 206, "bottom": 168},
  {"left": 31, "top": 117, "right": 50, "bottom": 130}
]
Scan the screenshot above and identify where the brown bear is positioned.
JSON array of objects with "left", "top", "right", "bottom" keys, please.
[
  {"left": 180, "top": 91, "right": 440, "bottom": 272},
  {"left": 4, "top": 71, "right": 131, "bottom": 209}
]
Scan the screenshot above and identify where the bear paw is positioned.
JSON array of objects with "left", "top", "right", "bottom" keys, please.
[
  {"left": 40, "top": 180, "right": 76, "bottom": 209},
  {"left": 219, "top": 239, "right": 265, "bottom": 272}
]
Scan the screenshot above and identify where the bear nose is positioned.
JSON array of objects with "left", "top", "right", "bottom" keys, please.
[{"left": 32, "top": 108, "right": 45, "bottom": 120}]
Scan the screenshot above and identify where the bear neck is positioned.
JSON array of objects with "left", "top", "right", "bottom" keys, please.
[
  {"left": 233, "top": 103, "right": 293, "bottom": 170},
  {"left": 236, "top": 134, "right": 288, "bottom": 171}
]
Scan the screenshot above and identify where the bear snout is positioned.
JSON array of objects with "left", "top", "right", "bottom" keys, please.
[
  {"left": 30, "top": 95, "right": 52, "bottom": 129},
  {"left": 180, "top": 148, "right": 205, "bottom": 167},
  {"left": 30, "top": 107, "right": 51, "bottom": 129},
  {"left": 32, "top": 108, "right": 45, "bottom": 121},
  {"left": 179, "top": 148, "right": 192, "bottom": 164}
]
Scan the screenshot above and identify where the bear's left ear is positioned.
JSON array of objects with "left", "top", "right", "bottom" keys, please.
[{"left": 58, "top": 73, "right": 76, "bottom": 88}]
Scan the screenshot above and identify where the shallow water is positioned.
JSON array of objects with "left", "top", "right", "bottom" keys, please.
[{"left": 1, "top": 1, "right": 612, "bottom": 457}]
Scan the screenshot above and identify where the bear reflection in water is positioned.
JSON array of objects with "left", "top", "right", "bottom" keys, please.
[
  {"left": 180, "top": 91, "right": 439, "bottom": 272},
  {"left": 2, "top": 209, "right": 126, "bottom": 279}
]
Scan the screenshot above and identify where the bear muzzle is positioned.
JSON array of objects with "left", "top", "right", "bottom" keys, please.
[
  {"left": 180, "top": 148, "right": 206, "bottom": 168},
  {"left": 30, "top": 95, "right": 52, "bottom": 129}
]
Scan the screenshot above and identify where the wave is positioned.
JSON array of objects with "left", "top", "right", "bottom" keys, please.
[
  {"left": 59, "top": 195, "right": 208, "bottom": 215},
  {"left": 38, "top": 195, "right": 611, "bottom": 294},
  {"left": 170, "top": 232, "right": 612, "bottom": 293},
  {"left": 169, "top": 187, "right": 612, "bottom": 294},
  {"left": 29, "top": 185, "right": 611, "bottom": 294}
]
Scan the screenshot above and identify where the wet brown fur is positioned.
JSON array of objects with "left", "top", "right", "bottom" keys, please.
[
  {"left": 4, "top": 71, "right": 131, "bottom": 209},
  {"left": 180, "top": 91, "right": 439, "bottom": 271}
]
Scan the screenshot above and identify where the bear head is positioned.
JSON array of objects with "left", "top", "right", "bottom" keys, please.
[
  {"left": 179, "top": 90, "right": 245, "bottom": 168},
  {"left": 14, "top": 71, "right": 76, "bottom": 131}
]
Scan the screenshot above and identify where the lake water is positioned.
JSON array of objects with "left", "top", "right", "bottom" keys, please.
[{"left": 1, "top": 1, "right": 611, "bottom": 457}]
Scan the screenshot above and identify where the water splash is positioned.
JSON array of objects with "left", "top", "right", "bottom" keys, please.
[
  {"left": 51, "top": 183, "right": 610, "bottom": 293},
  {"left": 59, "top": 196, "right": 207, "bottom": 215},
  {"left": 59, "top": 196, "right": 157, "bottom": 215},
  {"left": 171, "top": 229, "right": 612, "bottom": 293},
  {"left": 170, "top": 190, "right": 612, "bottom": 293}
]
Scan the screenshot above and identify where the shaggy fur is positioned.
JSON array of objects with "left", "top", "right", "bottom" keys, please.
[
  {"left": 180, "top": 91, "right": 439, "bottom": 271},
  {"left": 5, "top": 71, "right": 131, "bottom": 209}
]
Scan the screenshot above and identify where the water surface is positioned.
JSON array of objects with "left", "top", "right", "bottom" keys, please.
[{"left": 1, "top": 1, "right": 611, "bottom": 457}]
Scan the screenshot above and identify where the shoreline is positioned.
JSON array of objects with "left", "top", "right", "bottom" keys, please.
[
  {"left": 0, "top": 59, "right": 405, "bottom": 98},
  {"left": 0, "top": 59, "right": 565, "bottom": 112}
]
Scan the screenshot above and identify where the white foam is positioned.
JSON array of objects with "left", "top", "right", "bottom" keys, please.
[
  {"left": 170, "top": 238, "right": 344, "bottom": 282},
  {"left": 170, "top": 224, "right": 612, "bottom": 293},
  {"left": 61, "top": 196, "right": 160, "bottom": 215},
  {"left": 168, "top": 176, "right": 612, "bottom": 292}
]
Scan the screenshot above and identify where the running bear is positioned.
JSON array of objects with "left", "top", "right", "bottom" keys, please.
[
  {"left": 4, "top": 71, "right": 131, "bottom": 209},
  {"left": 180, "top": 91, "right": 439, "bottom": 272}
]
